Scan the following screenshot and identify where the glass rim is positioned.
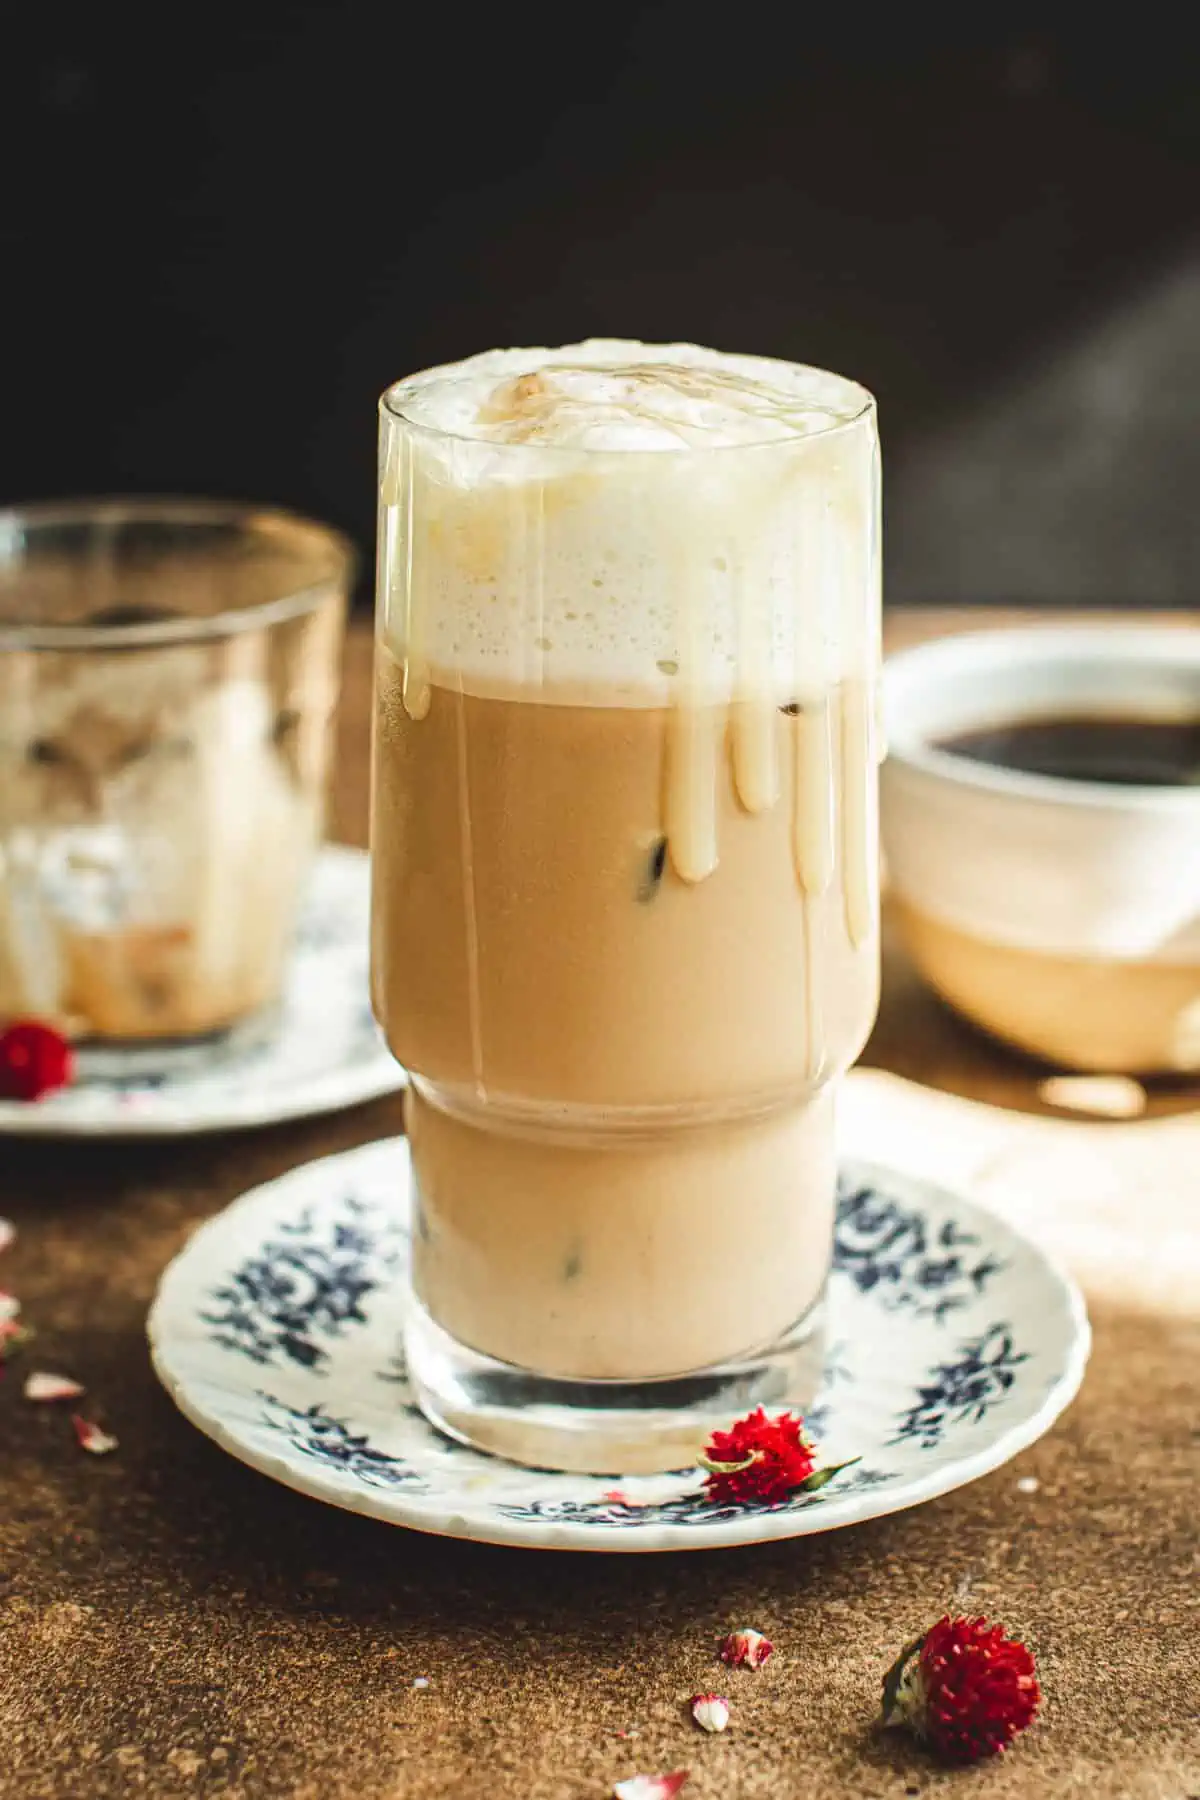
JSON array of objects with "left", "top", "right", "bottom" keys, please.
[
  {"left": 379, "top": 351, "right": 877, "bottom": 456},
  {"left": 0, "top": 497, "right": 358, "bottom": 652}
]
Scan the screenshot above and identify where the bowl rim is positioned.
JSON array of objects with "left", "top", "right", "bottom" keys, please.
[{"left": 883, "top": 622, "right": 1200, "bottom": 811}]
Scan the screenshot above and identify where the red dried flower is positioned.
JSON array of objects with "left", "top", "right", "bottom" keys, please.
[
  {"left": 700, "top": 1407, "right": 858, "bottom": 1505},
  {"left": 0, "top": 1021, "right": 74, "bottom": 1102},
  {"left": 718, "top": 1629, "right": 774, "bottom": 1670},
  {"left": 882, "top": 1614, "right": 1041, "bottom": 1764}
]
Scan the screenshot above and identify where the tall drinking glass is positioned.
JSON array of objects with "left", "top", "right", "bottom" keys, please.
[{"left": 371, "top": 343, "right": 881, "bottom": 1472}]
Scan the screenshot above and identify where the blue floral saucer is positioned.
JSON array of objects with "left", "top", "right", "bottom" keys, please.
[
  {"left": 148, "top": 1136, "right": 1090, "bottom": 1552},
  {"left": 0, "top": 848, "right": 403, "bottom": 1138}
]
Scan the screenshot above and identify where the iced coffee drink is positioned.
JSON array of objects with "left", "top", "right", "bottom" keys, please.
[
  {"left": 371, "top": 343, "right": 880, "bottom": 1471},
  {"left": 0, "top": 503, "right": 351, "bottom": 1059}
]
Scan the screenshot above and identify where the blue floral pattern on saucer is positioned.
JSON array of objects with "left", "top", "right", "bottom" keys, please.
[
  {"left": 0, "top": 848, "right": 404, "bottom": 1138},
  {"left": 148, "top": 1137, "right": 1090, "bottom": 1552}
]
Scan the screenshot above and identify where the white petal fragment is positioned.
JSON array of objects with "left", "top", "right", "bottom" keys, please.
[
  {"left": 690, "top": 1693, "right": 730, "bottom": 1733},
  {"left": 25, "top": 1371, "right": 85, "bottom": 1403},
  {"left": 613, "top": 1774, "right": 689, "bottom": 1800},
  {"left": 72, "top": 1415, "right": 118, "bottom": 1455}
]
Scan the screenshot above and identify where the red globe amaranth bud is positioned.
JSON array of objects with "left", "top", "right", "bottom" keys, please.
[
  {"left": 701, "top": 1409, "right": 815, "bottom": 1503},
  {"left": 882, "top": 1614, "right": 1041, "bottom": 1763},
  {"left": 0, "top": 1020, "right": 74, "bottom": 1102},
  {"left": 700, "top": 1407, "right": 859, "bottom": 1506}
]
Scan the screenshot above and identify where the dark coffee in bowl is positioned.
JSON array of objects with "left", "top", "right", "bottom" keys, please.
[{"left": 938, "top": 714, "right": 1200, "bottom": 788}]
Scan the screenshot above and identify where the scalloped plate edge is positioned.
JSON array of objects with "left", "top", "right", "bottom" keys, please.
[{"left": 147, "top": 1144, "right": 1092, "bottom": 1554}]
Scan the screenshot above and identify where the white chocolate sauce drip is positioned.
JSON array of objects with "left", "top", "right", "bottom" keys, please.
[
  {"left": 665, "top": 537, "right": 720, "bottom": 883},
  {"left": 522, "top": 477, "right": 547, "bottom": 689},
  {"left": 731, "top": 698, "right": 780, "bottom": 815},
  {"left": 792, "top": 698, "right": 836, "bottom": 897},
  {"left": 665, "top": 704, "right": 720, "bottom": 883},
  {"left": 840, "top": 680, "right": 876, "bottom": 948},
  {"left": 451, "top": 689, "right": 486, "bottom": 1096},
  {"left": 730, "top": 543, "right": 780, "bottom": 815},
  {"left": 801, "top": 889, "right": 824, "bottom": 1083},
  {"left": 402, "top": 446, "right": 431, "bottom": 721},
  {"left": 793, "top": 701, "right": 835, "bottom": 1079},
  {"left": 382, "top": 430, "right": 431, "bottom": 721}
]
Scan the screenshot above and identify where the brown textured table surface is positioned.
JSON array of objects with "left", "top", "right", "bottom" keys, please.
[{"left": 1, "top": 610, "right": 1197, "bottom": 1800}]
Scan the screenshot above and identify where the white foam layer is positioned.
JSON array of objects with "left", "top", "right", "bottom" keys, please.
[
  {"left": 390, "top": 340, "right": 869, "bottom": 451},
  {"left": 379, "top": 341, "right": 878, "bottom": 704}
]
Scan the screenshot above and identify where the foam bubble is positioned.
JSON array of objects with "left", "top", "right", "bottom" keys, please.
[{"left": 378, "top": 342, "right": 877, "bottom": 703}]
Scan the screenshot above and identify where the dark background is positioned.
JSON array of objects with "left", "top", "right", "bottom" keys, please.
[{"left": 6, "top": 6, "right": 1200, "bottom": 608}]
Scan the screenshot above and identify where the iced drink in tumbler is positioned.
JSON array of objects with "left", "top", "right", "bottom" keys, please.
[{"left": 371, "top": 342, "right": 880, "bottom": 1472}]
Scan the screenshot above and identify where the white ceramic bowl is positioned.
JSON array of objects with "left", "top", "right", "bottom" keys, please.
[{"left": 881, "top": 624, "right": 1200, "bottom": 1072}]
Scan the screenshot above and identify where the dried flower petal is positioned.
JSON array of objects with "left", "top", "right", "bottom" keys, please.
[
  {"left": 0, "top": 1219, "right": 15, "bottom": 1254},
  {"left": 71, "top": 1415, "right": 118, "bottom": 1456},
  {"left": 690, "top": 1693, "right": 730, "bottom": 1733},
  {"left": 0, "top": 1020, "right": 74, "bottom": 1102},
  {"left": 718, "top": 1628, "right": 774, "bottom": 1670},
  {"left": 0, "top": 1291, "right": 20, "bottom": 1324},
  {"left": 25, "top": 1371, "right": 85, "bottom": 1403},
  {"left": 882, "top": 1614, "right": 1040, "bottom": 1763},
  {"left": 612, "top": 1772, "right": 689, "bottom": 1800}
]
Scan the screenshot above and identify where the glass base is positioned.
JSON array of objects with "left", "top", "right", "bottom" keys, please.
[
  {"left": 405, "top": 1292, "right": 826, "bottom": 1476},
  {"left": 74, "top": 1001, "right": 281, "bottom": 1082}
]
